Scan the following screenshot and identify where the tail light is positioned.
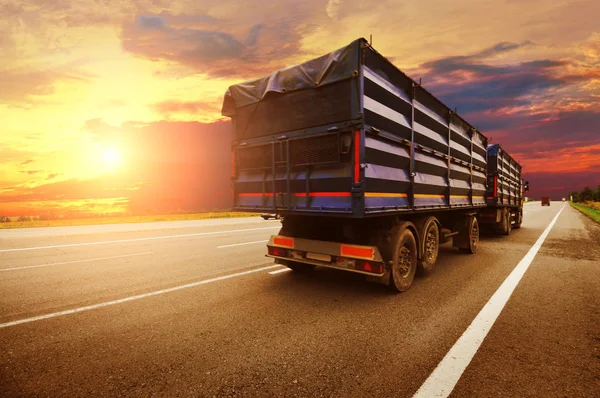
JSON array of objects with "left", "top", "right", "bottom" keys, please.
[
  {"left": 268, "top": 247, "right": 289, "bottom": 257},
  {"left": 354, "top": 130, "right": 361, "bottom": 184},
  {"left": 355, "top": 260, "right": 383, "bottom": 274},
  {"left": 493, "top": 175, "right": 498, "bottom": 196}
]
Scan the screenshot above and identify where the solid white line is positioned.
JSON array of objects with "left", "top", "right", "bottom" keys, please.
[
  {"left": 217, "top": 240, "right": 268, "bottom": 249},
  {"left": 413, "top": 203, "right": 566, "bottom": 398},
  {"left": 0, "top": 226, "right": 280, "bottom": 253},
  {"left": 268, "top": 268, "right": 291, "bottom": 275},
  {"left": 0, "top": 252, "right": 155, "bottom": 272},
  {"left": 0, "top": 264, "right": 282, "bottom": 329}
]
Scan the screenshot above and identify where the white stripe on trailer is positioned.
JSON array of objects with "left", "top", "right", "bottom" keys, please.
[
  {"left": 364, "top": 136, "right": 410, "bottom": 157},
  {"left": 364, "top": 96, "right": 411, "bottom": 129},
  {"left": 413, "top": 121, "right": 448, "bottom": 145},
  {"left": 363, "top": 66, "right": 412, "bottom": 104},
  {"left": 414, "top": 100, "right": 449, "bottom": 129}
]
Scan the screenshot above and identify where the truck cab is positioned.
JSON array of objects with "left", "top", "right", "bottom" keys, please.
[{"left": 541, "top": 197, "right": 551, "bottom": 206}]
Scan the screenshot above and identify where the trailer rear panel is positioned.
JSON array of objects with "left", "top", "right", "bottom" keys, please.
[
  {"left": 486, "top": 143, "right": 523, "bottom": 207},
  {"left": 222, "top": 38, "right": 489, "bottom": 217}
]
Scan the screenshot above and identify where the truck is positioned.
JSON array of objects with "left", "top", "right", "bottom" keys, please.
[
  {"left": 221, "top": 38, "right": 528, "bottom": 292},
  {"left": 542, "top": 197, "right": 551, "bottom": 206}
]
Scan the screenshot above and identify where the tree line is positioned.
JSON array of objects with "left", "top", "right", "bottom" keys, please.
[{"left": 570, "top": 186, "right": 600, "bottom": 203}]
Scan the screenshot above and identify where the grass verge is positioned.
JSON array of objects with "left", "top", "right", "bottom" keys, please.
[
  {"left": 0, "top": 211, "right": 260, "bottom": 229},
  {"left": 570, "top": 202, "right": 600, "bottom": 224}
]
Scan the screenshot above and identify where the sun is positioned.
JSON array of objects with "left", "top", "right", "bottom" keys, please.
[{"left": 101, "top": 147, "right": 124, "bottom": 170}]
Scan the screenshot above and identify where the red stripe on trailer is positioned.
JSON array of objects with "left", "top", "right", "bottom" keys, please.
[
  {"left": 493, "top": 176, "right": 498, "bottom": 197},
  {"left": 273, "top": 236, "right": 294, "bottom": 248},
  {"left": 294, "top": 192, "right": 352, "bottom": 197},
  {"left": 239, "top": 192, "right": 351, "bottom": 198},
  {"left": 238, "top": 193, "right": 275, "bottom": 197}
]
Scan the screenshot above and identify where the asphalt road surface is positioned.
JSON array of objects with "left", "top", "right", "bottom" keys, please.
[{"left": 1, "top": 203, "right": 599, "bottom": 397}]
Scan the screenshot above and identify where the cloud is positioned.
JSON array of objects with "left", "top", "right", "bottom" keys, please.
[
  {"left": 0, "top": 67, "right": 93, "bottom": 104},
  {"left": 19, "top": 160, "right": 34, "bottom": 166},
  {"left": 151, "top": 100, "right": 221, "bottom": 116},
  {"left": 326, "top": 0, "right": 342, "bottom": 19},
  {"left": 411, "top": 39, "right": 599, "bottom": 122},
  {"left": 20, "top": 170, "right": 42, "bottom": 175},
  {"left": 120, "top": 10, "right": 307, "bottom": 78},
  {"left": 46, "top": 173, "right": 59, "bottom": 180}
]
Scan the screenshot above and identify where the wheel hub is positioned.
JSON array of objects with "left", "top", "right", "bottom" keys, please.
[
  {"left": 471, "top": 223, "right": 479, "bottom": 247},
  {"left": 425, "top": 230, "right": 437, "bottom": 262},
  {"left": 398, "top": 245, "right": 412, "bottom": 278}
]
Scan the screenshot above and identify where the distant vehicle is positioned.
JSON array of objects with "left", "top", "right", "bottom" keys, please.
[
  {"left": 562, "top": 198, "right": 566, "bottom": 202},
  {"left": 260, "top": 213, "right": 280, "bottom": 220},
  {"left": 542, "top": 197, "right": 551, "bottom": 206}
]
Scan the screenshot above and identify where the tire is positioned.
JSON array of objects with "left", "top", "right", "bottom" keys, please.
[
  {"left": 458, "top": 216, "right": 479, "bottom": 254},
  {"left": 262, "top": 216, "right": 269, "bottom": 220},
  {"left": 387, "top": 225, "right": 418, "bottom": 292},
  {"left": 504, "top": 210, "right": 512, "bottom": 235},
  {"left": 495, "top": 209, "right": 509, "bottom": 235},
  {"left": 418, "top": 218, "right": 439, "bottom": 272},
  {"left": 513, "top": 210, "right": 522, "bottom": 229}
]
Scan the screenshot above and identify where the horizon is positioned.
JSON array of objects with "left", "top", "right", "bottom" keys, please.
[{"left": 1, "top": 0, "right": 599, "bottom": 217}]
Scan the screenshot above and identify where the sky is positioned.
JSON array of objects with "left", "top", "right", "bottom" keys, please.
[{"left": 1, "top": 0, "right": 599, "bottom": 216}]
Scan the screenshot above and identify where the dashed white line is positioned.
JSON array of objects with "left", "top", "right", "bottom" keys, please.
[
  {"left": 217, "top": 240, "right": 269, "bottom": 249},
  {"left": 268, "top": 268, "right": 291, "bottom": 275},
  {"left": 0, "top": 226, "right": 280, "bottom": 253},
  {"left": 413, "top": 203, "right": 566, "bottom": 398},
  {"left": 0, "top": 264, "right": 282, "bottom": 329},
  {"left": 0, "top": 252, "right": 154, "bottom": 272}
]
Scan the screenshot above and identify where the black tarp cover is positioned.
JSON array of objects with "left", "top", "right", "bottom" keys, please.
[{"left": 221, "top": 38, "right": 363, "bottom": 116}]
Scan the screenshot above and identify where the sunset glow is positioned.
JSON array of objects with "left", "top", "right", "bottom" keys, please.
[
  {"left": 101, "top": 147, "right": 125, "bottom": 171},
  {"left": 1, "top": 0, "right": 599, "bottom": 217}
]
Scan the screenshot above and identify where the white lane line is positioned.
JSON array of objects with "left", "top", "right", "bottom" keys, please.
[
  {"left": 413, "top": 203, "right": 566, "bottom": 398},
  {"left": 0, "top": 252, "right": 154, "bottom": 272},
  {"left": 217, "top": 240, "right": 268, "bottom": 249},
  {"left": 0, "top": 226, "right": 280, "bottom": 253},
  {"left": 268, "top": 268, "right": 291, "bottom": 275},
  {"left": 0, "top": 264, "right": 282, "bottom": 329}
]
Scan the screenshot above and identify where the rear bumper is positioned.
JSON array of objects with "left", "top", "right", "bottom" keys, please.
[{"left": 266, "top": 235, "right": 386, "bottom": 277}]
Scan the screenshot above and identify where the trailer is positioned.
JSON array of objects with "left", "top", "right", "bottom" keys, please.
[
  {"left": 479, "top": 144, "right": 527, "bottom": 234},
  {"left": 221, "top": 38, "right": 526, "bottom": 292}
]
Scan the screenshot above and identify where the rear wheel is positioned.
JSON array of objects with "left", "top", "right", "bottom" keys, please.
[
  {"left": 495, "top": 209, "right": 510, "bottom": 235},
  {"left": 513, "top": 210, "right": 522, "bottom": 229},
  {"left": 504, "top": 210, "right": 512, "bottom": 235},
  {"left": 458, "top": 216, "right": 479, "bottom": 254},
  {"left": 418, "top": 218, "right": 439, "bottom": 272},
  {"left": 387, "top": 224, "right": 418, "bottom": 292}
]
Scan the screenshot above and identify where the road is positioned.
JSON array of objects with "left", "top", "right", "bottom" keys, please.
[{"left": 1, "top": 203, "right": 599, "bottom": 397}]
